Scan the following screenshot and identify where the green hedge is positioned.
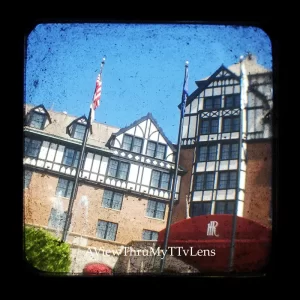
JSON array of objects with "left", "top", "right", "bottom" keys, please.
[{"left": 24, "top": 226, "right": 71, "bottom": 273}]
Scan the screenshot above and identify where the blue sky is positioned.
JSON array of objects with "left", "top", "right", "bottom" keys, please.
[{"left": 25, "top": 23, "right": 272, "bottom": 143}]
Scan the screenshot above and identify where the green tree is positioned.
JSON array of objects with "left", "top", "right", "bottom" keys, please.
[{"left": 24, "top": 226, "right": 71, "bottom": 273}]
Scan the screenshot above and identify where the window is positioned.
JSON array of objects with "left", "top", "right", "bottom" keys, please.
[
  {"left": 48, "top": 208, "right": 66, "bottom": 230},
  {"left": 24, "top": 138, "right": 42, "bottom": 158},
  {"left": 146, "top": 141, "right": 166, "bottom": 160},
  {"left": 24, "top": 170, "right": 33, "bottom": 189},
  {"left": 215, "top": 201, "right": 235, "bottom": 214},
  {"left": 146, "top": 200, "right": 166, "bottom": 219},
  {"left": 96, "top": 220, "right": 118, "bottom": 241},
  {"left": 225, "top": 94, "right": 240, "bottom": 108},
  {"left": 195, "top": 173, "right": 215, "bottom": 190},
  {"left": 200, "top": 118, "right": 219, "bottom": 134},
  {"left": 222, "top": 117, "right": 240, "bottom": 133},
  {"left": 56, "top": 178, "right": 74, "bottom": 198},
  {"left": 62, "top": 148, "right": 80, "bottom": 167},
  {"left": 72, "top": 123, "right": 86, "bottom": 140},
  {"left": 198, "top": 144, "right": 218, "bottom": 162},
  {"left": 150, "top": 170, "right": 170, "bottom": 190},
  {"left": 218, "top": 171, "right": 237, "bottom": 189},
  {"left": 142, "top": 230, "right": 158, "bottom": 241},
  {"left": 221, "top": 143, "right": 239, "bottom": 160},
  {"left": 122, "top": 134, "right": 143, "bottom": 153},
  {"left": 102, "top": 190, "right": 123, "bottom": 210},
  {"left": 191, "top": 202, "right": 212, "bottom": 216},
  {"left": 107, "top": 159, "right": 130, "bottom": 180},
  {"left": 204, "top": 96, "right": 221, "bottom": 110},
  {"left": 28, "top": 112, "right": 46, "bottom": 129}
]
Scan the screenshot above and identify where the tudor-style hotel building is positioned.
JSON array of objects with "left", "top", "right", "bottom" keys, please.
[
  {"left": 24, "top": 106, "right": 183, "bottom": 249},
  {"left": 172, "top": 54, "right": 273, "bottom": 228},
  {"left": 24, "top": 53, "right": 273, "bottom": 260}
]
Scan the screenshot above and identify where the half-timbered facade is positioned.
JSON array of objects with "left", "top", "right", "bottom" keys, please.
[
  {"left": 24, "top": 105, "right": 183, "bottom": 249},
  {"left": 172, "top": 54, "right": 273, "bottom": 227}
]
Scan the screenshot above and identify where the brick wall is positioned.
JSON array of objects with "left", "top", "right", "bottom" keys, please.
[
  {"left": 24, "top": 172, "right": 169, "bottom": 247},
  {"left": 243, "top": 141, "right": 272, "bottom": 228},
  {"left": 172, "top": 148, "right": 194, "bottom": 223}
]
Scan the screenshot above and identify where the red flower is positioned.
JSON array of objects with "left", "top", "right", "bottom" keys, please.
[{"left": 83, "top": 263, "right": 113, "bottom": 275}]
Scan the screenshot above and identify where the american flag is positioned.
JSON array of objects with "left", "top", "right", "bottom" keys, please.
[
  {"left": 90, "top": 74, "right": 102, "bottom": 122},
  {"left": 92, "top": 74, "right": 102, "bottom": 110},
  {"left": 181, "top": 64, "right": 189, "bottom": 118}
]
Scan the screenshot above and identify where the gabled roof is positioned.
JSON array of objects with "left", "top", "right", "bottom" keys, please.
[
  {"left": 178, "top": 65, "right": 240, "bottom": 110},
  {"left": 27, "top": 104, "right": 52, "bottom": 123},
  {"left": 106, "top": 112, "right": 176, "bottom": 152}
]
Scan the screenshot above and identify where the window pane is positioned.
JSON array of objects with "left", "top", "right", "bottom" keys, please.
[
  {"left": 229, "top": 172, "right": 237, "bottom": 188},
  {"left": 231, "top": 143, "right": 239, "bottom": 159},
  {"left": 225, "top": 96, "right": 233, "bottom": 108},
  {"left": 195, "top": 174, "right": 204, "bottom": 190},
  {"left": 218, "top": 173, "right": 228, "bottom": 189},
  {"left": 106, "top": 222, "right": 117, "bottom": 241},
  {"left": 73, "top": 151, "right": 80, "bottom": 168},
  {"left": 204, "top": 98, "right": 212, "bottom": 109},
  {"left": 97, "top": 221, "right": 107, "bottom": 239},
  {"left": 102, "top": 190, "right": 113, "bottom": 208},
  {"left": 132, "top": 137, "right": 143, "bottom": 153},
  {"left": 73, "top": 124, "right": 86, "bottom": 140},
  {"left": 150, "top": 170, "right": 160, "bottom": 188},
  {"left": 199, "top": 146, "right": 207, "bottom": 162},
  {"left": 146, "top": 200, "right": 156, "bottom": 218},
  {"left": 205, "top": 173, "right": 214, "bottom": 190},
  {"left": 211, "top": 119, "right": 219, "bottom": 133},
  {"left": 156, "top": 144, "right": 166, "bottom": 160},
  {"left": 160, "top": 173, "right": 170, "bottom": 190},
  {"left": 202, "top": 202, "right": 212, "bottom": 215},
  {"left": 117, "top": 162, "right": 129, "bottom": 180},
  {"left": 232, "top": 117, "right": 240, "bottom": 132},
  {"left": 24, "top": 138, "right": 30, "bottom": 154},
  {"left": 24, "top": 170, "right": 33, "bottom": 189},
  {"left": 208, "top": 145, "right": 217, "bottom": 161},
  {"left": 234, "top": 95, "right": 240, "bottom": 107},
  {"left": 63, "top": 148, "right": 75, "bottom": 166},
  {"left": 146, "top": 142, "right": 156, "bottom": 157},
  {"left": 221, "top": 144, "right": 230, "bottom": 160},
  {"left": 226, "top": 201, "right": 235, "bottom": 214},
  {"left": 223, "top": 118, "right": 231, "bottom": 133},
  {"left": 123, "top": 135, "right": 132, "bottom": 151},
  {"left": 66, "top": 181, "right": 74, "bottom": 198},
  {"left": 155, "top": 202, "right": 165, "bottom": 219},
  {"left": 30, "top": 113, "right": 45, "bottom": 129},
  {"left": 200, "top": 120, "right": 209, "bottom": 134},
  {"left": 108, "top": 160, "right": 118, "bottom": 177},
  {"left": 213, "top": 97, "right": 221, "bottom": 109},
  {"left": 142, "top": 230, "right": 151, "bottom": 240},
  {"left": 112, "top": 192, "right": 123, "bottom": 210},
  {"left": 26, "top": 139, "right": 41, "bottom": 158},
  {"left": 56, "top": 178, "right": 68, "bottom": 197},
  {"left": 215, "top": 202, "right": 226, "bottom": 214},
  {"left": 151, "top": 232, "right": 158, "bottom": 240}
]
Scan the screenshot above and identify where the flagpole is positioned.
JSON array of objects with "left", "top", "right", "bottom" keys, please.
[
  {"left": 61, "top": 57, "right": 105, "bottom": 243},
  {"left": 228, "top": 55, "right": 246, "bottom": 271},
  {"left": 159, "top": 61, "right": 189, "bottom": 273}
]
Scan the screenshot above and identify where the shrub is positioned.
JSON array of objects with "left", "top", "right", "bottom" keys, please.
[{"left": 24, "top": 226, "right": 71, "bottom": 273}]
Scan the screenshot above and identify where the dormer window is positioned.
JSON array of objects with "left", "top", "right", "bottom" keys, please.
[
  {"left": 122, "top": 134, "right": 143, "bottom": 153},
  {"left": 26, "top": 105, "right": 51, "bottom": 130},
  {"left": 72, "top": 123, "right": 86, "bottom": 140},
  {"left": 67, "top": 116, "right": 88, "bottom": 141}
]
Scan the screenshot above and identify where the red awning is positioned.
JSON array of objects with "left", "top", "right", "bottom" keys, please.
[{"left": 157, "top": 215, "right": 271, "bottom": 272}]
